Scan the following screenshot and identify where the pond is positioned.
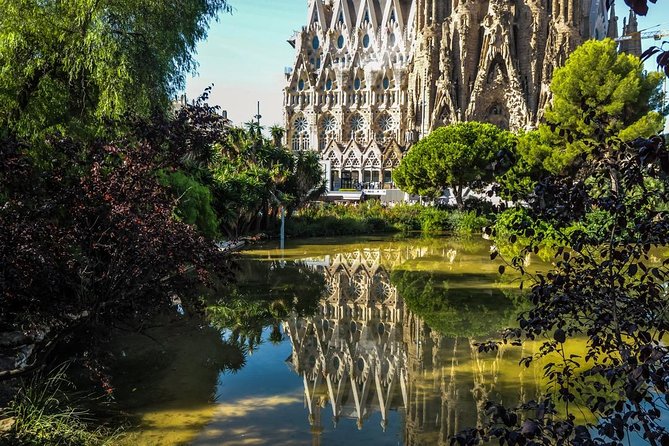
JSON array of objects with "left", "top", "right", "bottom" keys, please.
[{"left": 110, "top": 235, "right": 549, "bottom": 446}]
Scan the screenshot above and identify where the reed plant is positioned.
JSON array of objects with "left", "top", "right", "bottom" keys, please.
[{"left": 0, "top": 366, "right": 119, "bottom": 446}]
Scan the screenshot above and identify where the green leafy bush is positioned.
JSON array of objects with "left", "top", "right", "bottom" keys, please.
[
  {"left": 448, "top": 210, "right": 489, "bottom": 235},
  {"left": 287, "top": 202, "right": 492, "bottom": 237},
  {"left": 158, "top": 171, "right": 219, "bottom": 238},
  {"left": 420, "top": 208, "right": 452, "bottom": 233}
]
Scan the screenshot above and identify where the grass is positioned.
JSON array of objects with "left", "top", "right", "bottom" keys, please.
[{"left": 0, "top": 365, "right": 120, "bottom": 446}]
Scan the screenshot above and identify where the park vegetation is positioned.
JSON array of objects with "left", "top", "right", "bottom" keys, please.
[
  {"left": 1, "top": 0, "right": 669, "bottom": 443},
  {"left": 393, "top": 121, "right": 515, "bottom": 208},
  {"left": 0, "top": 1, "right": 323, "bottom": 443},
  {"left": 287, "top": 200, "right": 492, "bottom": 237},
  {"left": 388, "top": 33, "right": 669, "bottom": 446}
]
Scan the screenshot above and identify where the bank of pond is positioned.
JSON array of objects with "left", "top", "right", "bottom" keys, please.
[{"left": 2, "top": 235, "right": 663, "bottom": 445}]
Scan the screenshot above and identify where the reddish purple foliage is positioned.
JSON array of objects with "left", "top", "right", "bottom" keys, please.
[{"left": 0, "top": 105, "right": 231, "bottom": 371}]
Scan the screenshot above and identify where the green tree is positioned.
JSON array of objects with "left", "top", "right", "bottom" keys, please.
[
  {"left": 541, "top": 38, "right": 665, "bottom": 173},
  {"left": 0, "top": 0, "right": 229, "bottom": 141},
  {"left": 158, "top": 170, "right": 219, "bottom": 239},
  {"left": 283, "top": 150, "right": 325, "bottom": 215},
  {"left": 393, "top": 122, "right": 515, "bottom": 208},
  {"left": 209, "top": 125, "right": 323, "bottom": 238}
]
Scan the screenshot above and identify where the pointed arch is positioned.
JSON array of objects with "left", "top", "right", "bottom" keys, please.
[
  {"left": 319, "top": 113, "right": 339, "bottom": 151},
  {"left": 330, "top": 0, "right": 354, "bottom": 30},
  {"left": 307, "top": 0, "right": 327, "bottom": 27},
  {"left": 290, "top": 113, "right": 310, "bottom": 151},
  {"left": 487, "top": 53, "right": 510, "bottom": 85}
]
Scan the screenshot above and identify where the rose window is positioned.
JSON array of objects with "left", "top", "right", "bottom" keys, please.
[
  {"left": 378, "top": 114, "right": 395, "bottom": 131},
  {"left": 350, "top": 115, "right": 365, "bottom": 131},
  {"left": 294, "top": 117, "right": 308, "bottom": 133},
  {"left": 322, "top": 116, "right": 337, "bottom": 132}
]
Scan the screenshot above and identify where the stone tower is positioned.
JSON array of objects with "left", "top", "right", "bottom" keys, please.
[
  {"left": 407, "top": 0, "right": 611, "bottom": 134},
  {"left": 619, "top": 8, "right": 642, "bottom": 58},
  {"left": 284, "top": 1, "right": 609, "bottom": 195}
]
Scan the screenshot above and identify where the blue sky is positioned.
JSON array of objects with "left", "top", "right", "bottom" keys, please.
[{"left": 184, "top": 0, "right": 669, "bottom": 128}]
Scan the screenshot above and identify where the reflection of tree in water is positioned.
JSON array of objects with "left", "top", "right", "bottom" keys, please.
[
  {"left": 108, "top": 314, "right": 248, "bottom": 412},
  {"left": 390, "top": 268, "right": 519, "bottom": 338},
  {"left": 281, "top": 243, "right": 539, "bottom": 445},
  {"left": 207, "top": 258, "right": 325, "bottom": 354}
]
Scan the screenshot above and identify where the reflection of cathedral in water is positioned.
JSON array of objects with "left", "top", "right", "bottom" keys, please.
[{"left": 283, "top": 247, "right": 540, "bottom": 445}]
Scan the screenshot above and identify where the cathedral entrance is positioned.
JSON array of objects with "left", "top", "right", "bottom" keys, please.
[
  {"left": 341, "top": 171, "right": 359, "bottom": 190},
  {"left": 363, "top": 170, "right": 380, "bottom": 189},
  {"left": 331, "top": 170, "right": 341, "bottom": 191}
]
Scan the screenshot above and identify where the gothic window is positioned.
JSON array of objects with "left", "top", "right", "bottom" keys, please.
[
  {"left": 390, "top": 10, "right": 396, "bottom": 24},
  {"left": 328, "top": 150, "right": 341, "bottom": 169},
  {"left": 312, "top": 36, "right": 320, "bottom": 50},
  {"left": 363, "top": 34, "right": 370, "bottom": 48},
  {"left": 364, "top": 152, "right": 381, "bottom": 168},
  {"left": 325, "top": 78, "right": 333, "bottom": 90},
  {"left": 292, "top": 116, "right": 309, "bottom": 151},
  {"left": 363, "top": 9, "right": 370, "bottom": 24},
  {"left": 389, "top": 33, "right": 396, "bottom": 47},
  {"left": 382, "top": 77, "right": 390, "bottom": 89},
  {"left": 344, "top": 151, "right": 361, "bottom": 168},
  {"left": 378, "top": 114, "right": 395, "bottom": 131},
  {"left": 298, "top": 79, "right": 305, "bottom": 91},
  {"left": 337, "top": 35, "right": 345, "bottom": 49},
  {"left": 338, "top": 11, "right": 344, "bottom": 24},
  {"left": 354, "top": 77, "right": 361, "bottom": 90},
  {"left": 295, "top": 116, "right": 308, "bottom": 132},
  {"left": 319, "top": 115, "right": 337, "bottom": 150},
  {"left": 322, "top": 116, "right": 337, "bottom": 132},
  {"left": 350, "top": 114, "right": 365, "bottom": 131},
  {"left": 384, "top": 151, "right": 399, "bottom": 168}
]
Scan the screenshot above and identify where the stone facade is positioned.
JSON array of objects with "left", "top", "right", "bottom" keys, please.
[
  {"left": 619, "top": 8, "right": 642, "bottom": 58},
  {"left": 284, "top": 0, "right": 612, "bottom": 193}
]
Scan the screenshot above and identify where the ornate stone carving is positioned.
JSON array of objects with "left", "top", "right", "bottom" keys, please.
[{"left": 284, "top": 1, "right": 612, "bottom": 191}]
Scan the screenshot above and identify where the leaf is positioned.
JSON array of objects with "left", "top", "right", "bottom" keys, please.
[
  {"left": 554, "top": 328, "right": 566, "bottom": 343},
  {"left": 490, "top": 251, "right": 499, "bottom": 260}
]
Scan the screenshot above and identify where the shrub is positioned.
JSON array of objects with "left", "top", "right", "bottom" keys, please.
[
  {"left": 286, "top": 201, "right": 496, "bottom": 238},
  {"left": 158, "top": 170, "right": 219, "bottom": 239},
  {"left": 448, "top": 210, "right": 489, "bottom": 235},
  {"left": 420, "top": 208, "right": 452, "bottom": 233}
]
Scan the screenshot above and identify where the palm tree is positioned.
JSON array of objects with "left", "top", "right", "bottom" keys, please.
[{"left": 269, "top": 125, "right": 285, "bottom": 148}]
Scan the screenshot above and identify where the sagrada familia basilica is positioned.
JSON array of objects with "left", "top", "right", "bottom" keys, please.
[{"left": 283, "top": 0, "right": 638, "bottom": 198}]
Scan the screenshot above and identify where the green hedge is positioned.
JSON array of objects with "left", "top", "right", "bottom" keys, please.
[{"left": 286, "top": 202, "right": 492, "bottom": 237}]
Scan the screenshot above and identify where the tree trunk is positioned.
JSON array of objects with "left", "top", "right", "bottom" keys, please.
[{"left": 454, "top": 185, "right": 464, "bottom": 210}]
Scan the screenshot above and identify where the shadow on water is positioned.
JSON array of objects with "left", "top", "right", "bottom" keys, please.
[
  {"left": 106, "top": 314, "right": 244, "bottom": 445},
  {"left": 110, "top": 235, "right": 555, "bottom": 445}
]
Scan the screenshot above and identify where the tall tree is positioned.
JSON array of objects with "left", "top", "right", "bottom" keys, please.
[
  {"left": 0, "top": 0, "right": 229, "bottom": 140},
  {"left": 541, "top": 39, "right": 665, "bottom": 173},
  {"left": 393, "top": 122, "right": 515, "bottom": 208}
]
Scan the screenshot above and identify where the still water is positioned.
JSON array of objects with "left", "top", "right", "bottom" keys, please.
[{"left": 112, "top": 235, "right": 549, "bottom": 446}]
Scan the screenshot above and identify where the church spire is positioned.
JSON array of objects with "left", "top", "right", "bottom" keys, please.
[
  {"left": 607, "top": 1, "right": 618, "bottom": 39},
  {"left": 620, "top": 8, "right": 642, "bottom": 58}
]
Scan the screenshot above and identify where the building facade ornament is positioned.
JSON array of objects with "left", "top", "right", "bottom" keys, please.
[{"left": 284, "top": 0, "right": 612, "bottom": 194}]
